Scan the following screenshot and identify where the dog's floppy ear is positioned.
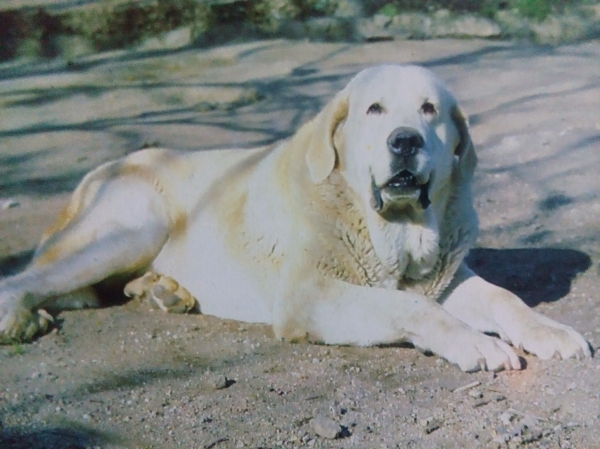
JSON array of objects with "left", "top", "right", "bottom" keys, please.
[
  {"left": 305, "top": 89, "right": 349, "bottom": 184},
  {"left": 451, "top": 104, "right": 477, "bottom": 181}
]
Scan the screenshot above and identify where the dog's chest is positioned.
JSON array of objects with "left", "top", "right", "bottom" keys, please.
[
  {"left": 311, "top": 178, "right": 436, "bottom": 289},
  {"left": 313, "top": 209, "right": 475, "bottom": 300},
  {"left": 313, "top": 209, "right": 439, "bottom": 290}
]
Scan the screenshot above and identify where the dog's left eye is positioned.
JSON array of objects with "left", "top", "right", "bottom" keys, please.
[
  {"left": 367, "top": 103, "right": 384, "bottom": 115},
  {"left": 421, "top": 101, "right": 436, "bottom": 115}
]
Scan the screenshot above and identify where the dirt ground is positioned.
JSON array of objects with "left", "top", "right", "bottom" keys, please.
[{"left": 1, "top": 38, "right": 600, "bottom": 449}]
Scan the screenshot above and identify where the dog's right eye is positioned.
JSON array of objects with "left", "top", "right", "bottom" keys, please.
[{"left": 367, "top": 103, "right": 384, "bottom": 115}]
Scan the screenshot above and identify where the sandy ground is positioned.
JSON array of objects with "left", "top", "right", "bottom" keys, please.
[{"left": 1, "top": 38, "right": 600, "bottom": 449}]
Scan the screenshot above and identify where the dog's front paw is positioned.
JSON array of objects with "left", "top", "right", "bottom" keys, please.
[
  {"left": 508, "top": 313, "right": 591, "bottom": 360},
  {"left": 0, "top": 305, "right": 53, "bottom": 343},
  {"left": 439, "top": 330, "right": 522, "bottom": 373},
  {"left": 124, "top": 272, "right": 197, "bottom": 314}
]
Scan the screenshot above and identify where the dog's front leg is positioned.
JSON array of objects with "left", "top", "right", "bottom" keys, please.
[
  {"left": 440, "top": 264, "right": 591, "bottom": 360},
  {"left": 274, "top": 276, "right": 521, "bottom": 372}
]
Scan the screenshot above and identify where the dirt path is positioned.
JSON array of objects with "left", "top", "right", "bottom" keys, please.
[{"left": 1, "top": 38, "right": 599, "bottom": 449}]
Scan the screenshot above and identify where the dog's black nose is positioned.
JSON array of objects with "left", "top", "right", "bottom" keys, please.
[{"left": 387, "top": 127, "right": 424, "bottom": 157}]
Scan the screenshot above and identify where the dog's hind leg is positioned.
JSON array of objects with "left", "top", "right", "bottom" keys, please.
[{"left": 0, "top": 168, "right": 172, "bottom": 342}]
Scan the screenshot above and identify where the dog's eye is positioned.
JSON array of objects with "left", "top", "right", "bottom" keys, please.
[
  {"left": 421, "top": 101, "right": 436, "bottom": 115},
  {"left": 367, "top": 103, "right": 384, "bottom": 115}
]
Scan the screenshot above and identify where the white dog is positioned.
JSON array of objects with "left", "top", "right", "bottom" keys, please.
[{"left": 0, "top": 65, "right": 590, "bottom": 371}]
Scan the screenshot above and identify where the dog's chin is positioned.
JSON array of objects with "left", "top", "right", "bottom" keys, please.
[
  {"left": 381, "top": 186, "right": 421, "bottom": 205},
  {"left": 370, "top": 170, "right": 431, "bottom": 213}
]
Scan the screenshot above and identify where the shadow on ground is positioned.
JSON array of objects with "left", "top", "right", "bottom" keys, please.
[
  {"left": 467, "top": 248, "right": 591, "bottom": 307},
  {"left": 0, "top": 250, "right": 34, "bottom": 277},
  {"left": 2, "top": 41, "right": 598, "bottom": 203},
  {"left": 0, "top": 423, "right": 122, "bottom": 449}
]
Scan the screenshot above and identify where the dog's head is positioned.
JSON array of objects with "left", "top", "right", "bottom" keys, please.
[{"left": 306, "top": 65, "right": 476, "bottom": 215}]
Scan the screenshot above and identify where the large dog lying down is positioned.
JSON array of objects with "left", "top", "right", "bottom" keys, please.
[{"left": 0, "top": 65, "right": 590, "bottom": 371}]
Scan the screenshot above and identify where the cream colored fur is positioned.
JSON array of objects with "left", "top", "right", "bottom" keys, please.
[{"left": 0, "top": 65, "right": 590, "bottom": 371}]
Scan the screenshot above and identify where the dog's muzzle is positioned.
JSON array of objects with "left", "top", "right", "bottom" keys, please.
[{"left": 370, "top": 127, "right": 431, "bottom": 212}]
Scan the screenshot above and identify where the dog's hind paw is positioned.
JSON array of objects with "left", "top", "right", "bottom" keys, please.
[
  {"left": 124, "top": 272, "right": 198, "bottom": 314},
  {"left": 0, "top": 305, "right": 53, "bottom": 343}
]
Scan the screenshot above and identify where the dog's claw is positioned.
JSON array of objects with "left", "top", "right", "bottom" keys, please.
[
  {"left": 477, "top": 358, "right": 487, "bottom": 371},
  {"left": 0, "top": 307, "right": 54, "bottom": 343}
]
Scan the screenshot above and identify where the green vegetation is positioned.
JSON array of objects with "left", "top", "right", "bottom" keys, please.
[
  {"left": 1, "top": 0, "right": 598, "bottom": 61},
  {"left": 514, "top": 0, "right": 554, "bottom": 20},
  {"left": 378, "top": 0, "right": 597, "bottom": 21},
  {"left": 378, "top": 3, "right": 402, "bottom": 18},
  {"left": 10, "top": 343, "right": 25, "bottom": 356}
]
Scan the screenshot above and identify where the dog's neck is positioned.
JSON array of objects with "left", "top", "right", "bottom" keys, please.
[
  {"left": 309, "top": 172, "right": 437, "bottom": 288},
  {"left": 365, "top": 203, "right": 441, "bottom": 283}
]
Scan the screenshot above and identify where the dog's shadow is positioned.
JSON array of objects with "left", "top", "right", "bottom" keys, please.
[{"left": 466, "top": 248, "right": 591, "bottom": 307}]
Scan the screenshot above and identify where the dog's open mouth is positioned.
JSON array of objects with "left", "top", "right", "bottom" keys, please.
[
  {"left": 371, "top": 170, "right": 431, "bottom": 211},
  {"left": 384, "top": 170, "right": 419, "bottom": 190}
]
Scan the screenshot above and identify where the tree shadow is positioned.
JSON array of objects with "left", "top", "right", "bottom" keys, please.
[
  {"left": 2, "top": 40, "right": 595, "bottom": 202},
  {"left": 0, "top": 423, "right": 122, "bottom": 449},
  {"left": 0, "top": 250, "right": 34, "bottom": 277},
  {"left": 466, "top": 248, "right": 591, "bottom": 307}
]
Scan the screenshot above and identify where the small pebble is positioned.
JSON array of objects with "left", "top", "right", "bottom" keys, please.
[
  {"left": 468, "top": 389, "right": 483, "bottom": 398},
  {"left": 208, "top": 374, "right": 228, "bottom": 390},
  {"left": 421, "top": 418, "right": 442, "bottom": 435},
  {"left": 311, "top": 416, "right": 341, "bottom": 439},
  {"left": 499, "top": 412, "right": 514, "bottom": 426},
  {"left": 419, "top": 417, "right": 433, "bottom": 427}
]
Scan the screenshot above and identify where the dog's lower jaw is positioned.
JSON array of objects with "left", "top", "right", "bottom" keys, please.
[
  {"left": 371, "top": 184, "right": 431, "bottom": 216},
  {"left": 370, "top": 171, "right": 431, "bottom": 214}
]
